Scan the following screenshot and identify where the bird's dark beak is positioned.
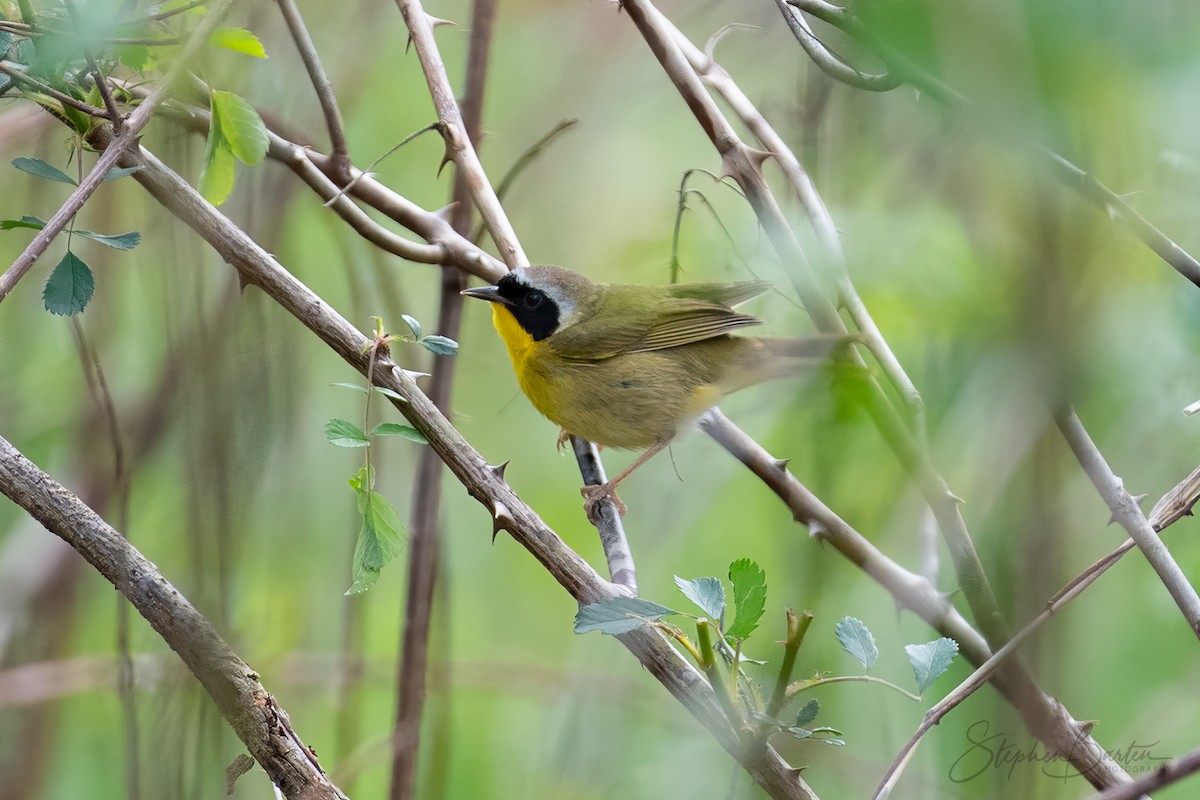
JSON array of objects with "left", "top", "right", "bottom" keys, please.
[{"left": 461, "top": 285, "right": 513, "bottom": 306}]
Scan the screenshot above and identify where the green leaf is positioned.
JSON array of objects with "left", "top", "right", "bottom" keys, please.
[
  {"left": 835, "top": 616, "right": 878, "bottom": 670},
  {"left": 102, "top": 166, "right": 143, "bottom": 182},
  {"left": 198, "top": 109, "right": 235, "bottom": 205},
  {"left": 60, "top": 100, "right": 92, "bottom": 135},
  {"left": 0, "top": 215, "right": 138, "bottom": 250},
  {"left": 374, "top": 387, "right": 407, "bottom": 402},
  {"left": 13, "top": 157, "right": 77, "bottom": 185},
  {"left": 400, "top": 314, "right": 422, "bottom": 340},
  {"left": 199, "top": 91, "right": 268, "bottom": 205},
  {"left": 727, "top": 558, "right": 767, "bottom": 640},
  {"left": 674, "top": 575, "right": 725, "bottom": 621},
  {"left": 906, "top": 637, "right": 959, "bottom": 695},
  {"left": 369, "top": 423, "right": 427, "bottom": 444},
  {"left": 209, "top": 27, "right": 268, "bottom": 58},
  {"left": 794, "top": 698, "right": 820, "bottom": 727},
  {"left": 324, "top": 418, "right": 369, "bottom": 448},
  {"left": 43, "top": 251, "right": 94, "bottom": 315},
  {"left": 574, "top": 597, "right": 677, "bottom": 635},
  {"left": 419, "top": 335, "right": 459, "bottom": 356},
  {"left": 0, "top": 216, "right": 48, "bottom": 231},
  {"left": 115, "top": 44, "right": 150, "bottom": 72},
  {"left": 74, "top": 229, "right": 141, "bottom": 250},
  {"left": 211, "top": 91, "right": 268, "bottom": 165},
  {"left": 346, "top": 486, "right": 406, "bottom": 594},
  {"left": 784, "top": 725, "right": 844, "bottom": 746},
  {"left": 331, "top": 382, "right": 369, "bottom": 394}
]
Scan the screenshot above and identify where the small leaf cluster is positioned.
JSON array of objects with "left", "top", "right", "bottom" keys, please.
[
  {"left": 399, "top": 314, "right": 460, "bottom": 356},
  {"left": 3, "top": 158, "right": 142, "bottom": 315},
  {"left": 344, "top": 465, "right": 405, "bottom": 595},
  {"left": 324, "top": 315, "right": 457, "bottom": 593},
  {"left": 574, "top": 562, "right": 960, "bottom": 756}
]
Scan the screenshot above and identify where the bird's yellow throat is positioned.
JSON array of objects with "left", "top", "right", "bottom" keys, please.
[{"left": 491, "top": 303, "right": 540, "bottom": 376}]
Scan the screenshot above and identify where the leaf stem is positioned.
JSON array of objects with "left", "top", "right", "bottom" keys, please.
[
  {"left": 697, "top": 619, "right": 743, "bottom": 732},
  {"left": 767, "top": 609, "right": 812, "bottom": 719},
  {"left": 787, "top": 674, "right": 921, "bottom": 703}
]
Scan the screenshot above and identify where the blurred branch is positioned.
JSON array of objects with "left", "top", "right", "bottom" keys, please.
[
  {"left": 1054, "top": 408, "right": 1200, "bottom": 638},
  {"left": 391, "top": 0, "right": 497, "bottom": 797},
  {"left": 778, "top": 0, "right": 1200, "bottom": 289},
  {"left": 64, "top": 0, "right": 124, "bottom": 128},
  {"left": 274, "top": 0, "right": 350, "bottom": 179},
  {"left": 772, "top": 0, "right": 899, "bottom": 92},
  {"left": 0, "top": 435, "right": 350, "bottom": 800},
  {"left": 1147, "top": 464, "right": 1200, "bottom": 531},
  {"left": 82, "top": 133, "right": 817, "bottom": 800},
  {"left": 0, "top": 0, "right": 234, "bottom": 304},
  {"left": 1085, "top": 745, "right": 1200, "bottom": 800}
]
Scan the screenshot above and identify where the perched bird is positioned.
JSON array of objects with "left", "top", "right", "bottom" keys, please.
[{"left": 462, "top": 266, "right": 833, "bottom": 519}]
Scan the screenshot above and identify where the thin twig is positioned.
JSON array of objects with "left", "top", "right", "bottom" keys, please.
[
  {"left": 395, "top": 0, "right": 527, "bottom": 269},
  {"left": 274, "top": 0, "right": 350, "bottom": 178},
  {"left": 773, "top": 0, "right": 899, "bottom": 91},
  {"left": 1054, "top": 408, "right": 1200, "bottom": 638},
  {"left": 571, "top": 435, "right": 637, "bottom": 590},
  {"left": 872, "top": 537, "right": 1139, "bottom": 799},
  {"left": 140, "top": 91, "right": 501, "bottom": 276},
  {"left": 469, "top": 118, "right": 579, "bottom": 244},
  {"left": 1084, "top": 745, "right": 1200, "bottom": 800},
  {"left": 765, "top": 609, "right": 811, "bottom": 720},
  {"left": 0, "top": 0, "right": 235, "bottom": 303},
  {"left": 145, "top": 0, "right": 207, "bottom": 22},
  {"left": 0, "top": 62, "right": 113, "bottom": 120},
  {"left": 69, "top": 319, "right": 140, "bottom": 800}
]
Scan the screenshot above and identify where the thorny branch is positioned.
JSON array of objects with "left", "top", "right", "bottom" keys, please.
[{"left": 77, "top": 131, "right": 819, "bottom": 800}]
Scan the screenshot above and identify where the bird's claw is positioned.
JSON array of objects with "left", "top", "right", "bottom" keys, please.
[{"left": 581, "top": 483, "right": 627, "bottom": 522}]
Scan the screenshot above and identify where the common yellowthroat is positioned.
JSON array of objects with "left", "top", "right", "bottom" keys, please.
[{"left": 462, "top": 266, "right": 832, "bottom": 519}]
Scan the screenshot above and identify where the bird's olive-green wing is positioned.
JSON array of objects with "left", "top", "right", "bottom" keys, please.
[
  {"left": 664, "top": 280, "right": 771, "bottom": 308},
  {"left": 550, "top": 283, "right": 765, "bottom": 361}
]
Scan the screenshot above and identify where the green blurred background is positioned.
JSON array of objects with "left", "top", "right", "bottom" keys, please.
[{"left": 2, "top": 0, "right": 1199, "bottom": 797}]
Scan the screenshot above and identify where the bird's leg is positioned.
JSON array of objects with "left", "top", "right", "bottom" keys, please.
[
  {"left": 581, "top": 439, "right": 672, "bottom": 522},
  {"left": 556, "top": 428, "right": 571, "bottom": 452}
]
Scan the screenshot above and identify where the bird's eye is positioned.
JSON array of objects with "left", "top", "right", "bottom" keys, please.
[{"left": 523, "top": 290, "right": 545, "bottom": 309}]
